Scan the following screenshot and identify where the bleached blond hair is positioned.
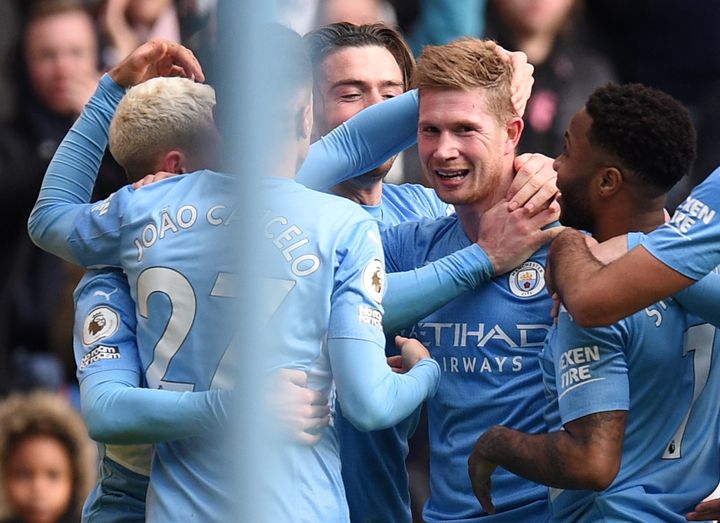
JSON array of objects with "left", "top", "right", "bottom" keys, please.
[{"left": 109, "top": 76, "right": 217, "bottom": 182}]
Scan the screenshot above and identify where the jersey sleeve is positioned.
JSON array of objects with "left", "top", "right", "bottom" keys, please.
[
  {"left": 641, "top": 167, "right": 720, "bottom": 280},
  {"left": 383, "top": 244, "right": 494, "bottom": 333},
  {"left": 553, "top": 309, "right": 630, "bottom": 425},
  {"left": 327, "top": 217, "right": 441, "bottom": 431},
  {"left": 74, "top": 269, "right": 232, "bottom": 445},
  {"left": 74, "top": 268, "right": 141, "bottom": 383},
  {"left": 296, "top": 90, "right": 419, "bottom": 191},
  {"left": 28, "top": 74, "right": 127, "bottom": 266},
  {"left": 633, "top": 228, "right": 720, "bottom": 328},
  {"left": 380, "top": 219, "right": 433, "bottom": 273}
]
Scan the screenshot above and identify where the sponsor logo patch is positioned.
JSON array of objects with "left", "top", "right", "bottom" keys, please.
[
  {"left": 82, "top": 306, "right": 120, "bottom": 345},
  {"left": 362, "top": 258, "right": 385, "bottom": 303},
  {"left": 80, "top": 345, "right": 120, "bottom": 368},
  {"left": 358, "top": 304, "right": 383, "bottom": 329},
  {"left": 508, "top": 261, "right": 545, "bottom": 298}
]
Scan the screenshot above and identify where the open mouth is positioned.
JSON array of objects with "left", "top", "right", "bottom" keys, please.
[{"left": 435, "top": 169, "right": 469, "bottom": 179}]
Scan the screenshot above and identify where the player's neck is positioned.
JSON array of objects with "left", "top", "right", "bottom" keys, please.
[
  {"left": 331, "top": 179, "right": 383, "bottom": 206},
  {"left": 594, "top": 196, "right": 667, "bottom": 243},
  {"left": 456, "top": 171, "right": 513, "bottom": 243}
]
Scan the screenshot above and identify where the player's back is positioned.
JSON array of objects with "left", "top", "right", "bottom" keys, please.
[
  {"left": 261, "top": 176, "right": 387, "bottom": 522},
  {"left": 107, "top": 169, "right": 238, "bottom": 521},
  {"left": 548, "top": 299, "right": 720, "bottom": 522}
]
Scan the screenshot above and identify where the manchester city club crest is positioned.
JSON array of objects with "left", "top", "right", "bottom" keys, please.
[{"left": 508, "top": 261, "right": 546, "bottom": 298}]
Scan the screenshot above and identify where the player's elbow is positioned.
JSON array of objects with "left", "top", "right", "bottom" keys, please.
[
  {"left": 26, "top": 209, "right": 43, "bottom": 246},
  {"left": 563, "top": 295, "right": 617, "bottom": 328},
  {"left": 579, "top": 452, "right": 620, "bottom": 491},
  {"left": 340, "top": 396, "right": 395, "bottom": 432},
  {"left": 83, "top": 411, "right": 121, "bottom": 443}
]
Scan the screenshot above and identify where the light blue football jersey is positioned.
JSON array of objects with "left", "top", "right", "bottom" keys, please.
[
  {"left": 28, "top": 75, "right": 238, "bottom": 521},
  {"left": 261, "top": 176, "right": 439, "bottom": 522},
  {"left": 74, "top": 269, "right": 150, "bottom": 523},
  {"left": 31, "top": 74, "right": 440, "bottom": 523},
  {"left": 642, "top": 166, "right": 720, "bottom": 280},
  {"left": 545, "top": 299, "right": 720, "bottom": 522},
  {"left": 382, "top": 214, "right": 552, "bottom": 522},
  {"left": 337, "top": 181, "right": 450, "bottom": 523},
  {"left": 67, "top": 170, "right": 238, "bottom": 522}
]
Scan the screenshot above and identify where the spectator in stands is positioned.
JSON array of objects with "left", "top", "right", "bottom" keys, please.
[
  {"left": 0, "top": 0, "right": 126, "bottom": 393},
  {"left": 0, "top": 392, "right": 96, "bottom": 523},
  {"left": 486, "top": 0, "right": 616, "bottom": 157}
]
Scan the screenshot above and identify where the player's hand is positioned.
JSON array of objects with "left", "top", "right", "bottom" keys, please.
[
  {"left": 687, "top": 498, "right": 720, "bottom": 520},
  {"left": 507, "top": 153, "right": 558, "bottom": 212},
  {"left": 387, "top": 355, "right": 406, "bottom": 373},
  {"left": 132, "top": 170, "right": 181, "bottom": 189},
  {"left": 108, "top": 38, "right": 204, "bottom": 88},
  {"left": 395, "top": 336, "right": 431, "bottom": 371},
  {"left": 491, "top": 45, "right": 534, "bottom": 117},
  {"left": 476, "top": 198, "right": 564, "bottom": 275},
  {"left": 468, "top": 445, "right": 498, "bottom": 515},
  {"left": 267, "top": 369, "right": 330, "bottom": 445}
]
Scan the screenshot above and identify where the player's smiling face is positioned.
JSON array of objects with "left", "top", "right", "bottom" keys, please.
[
  {"left": 418, "top": 88, "right": 510, "bottom": 206},
  {"left": 314, "top": 45, "right": 405, "bottom": 182},
  {"left": 554, "top": 107, "right": 598, "bottom": 232}
]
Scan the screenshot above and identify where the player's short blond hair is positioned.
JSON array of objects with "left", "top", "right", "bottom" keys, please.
[
  {"left": 109, "top": 77, "right": 216, "bottom": 182},
  {"left": 413, "top": 38, "right": 515, "bottom": 125}
]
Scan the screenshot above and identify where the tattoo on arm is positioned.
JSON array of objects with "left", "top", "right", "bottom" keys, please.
[{"left": 474, "top": 410, "right": 627, "bottom": 490}]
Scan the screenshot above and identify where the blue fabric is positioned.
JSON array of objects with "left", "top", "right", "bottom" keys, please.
[
  {"left": 383, "top": 214, "right": 552, "bottom": 522},
  {"left": 545, "top": 298, "right": 720, "bottom": 522},
  {"left": 641, "top": 166, "right": 720, "bottom": 280},
  {"left": 260, "top": 176, "right": 440, "bottom": 522}
]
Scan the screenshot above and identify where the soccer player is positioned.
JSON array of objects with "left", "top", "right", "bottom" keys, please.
[
  {"left": 547, "top": 166, "right": 720, "bottom": 326},
  {"left": 379, "top": 38, "right": 562, "bottom": 522},
  {"left": 467, "top": 83, "right": 720, "bottom": 522},
  {"left": 301, "top": 22, "right": 560, "bottom": 523},
  {"left": 28, "top": 31, "right": 441, "bottom": 522},
  {"left": 74, "top": 269, "right": 232, "bottom": 522}
]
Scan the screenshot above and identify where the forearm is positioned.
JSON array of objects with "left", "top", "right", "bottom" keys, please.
[
  {"left": 297, "top": 90, "right": 418, "bottom": 191},
  {"left": 384, "top": 244, "right": 493, "bottom": 333},
  {"left": 674, "top": 270, "right": 720, "bottom": 328},
  {"left": 329, "top": 337, "right": 439, "bottom": 431},
  {"left": 81, "top": 370, "right": 231, "bottom": 444},
  {"left": 474, "top": 425, "right": 602, "bottom": 490},
  {"left": 28, "top": 74, "right": 125, "bottom": 262}
]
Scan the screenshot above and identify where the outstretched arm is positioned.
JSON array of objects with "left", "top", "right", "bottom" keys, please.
[
  {"left": 383, "top": 185, "right": 561, "bottom": 333},
  {"left": 297, "top": 90, "right": 419, "bottom": 191},
  {"left": 329, "top": 336, "right": 439, "bottom": 432},
  {"left": 548, "top": 229, "right": 693, "bottom": 327}
]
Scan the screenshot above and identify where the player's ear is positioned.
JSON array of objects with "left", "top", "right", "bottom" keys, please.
[
  {"left": 505, "top": 116, "right": 524, "bottom": 155},
  {"left": 598, "top": 167, "right": 622, "bottom": 197},
  {"left": 161, "top": 150, "right": 188, "bottom": 174},
  {"left": 297, "top": 102, "right": 313, "bottom": 141}
]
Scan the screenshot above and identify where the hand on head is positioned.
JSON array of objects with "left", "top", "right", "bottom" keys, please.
[{"left": 109, "top": 38, "right": 204, "bottom": 88}]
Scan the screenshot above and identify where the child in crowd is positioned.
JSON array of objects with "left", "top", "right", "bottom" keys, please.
[{"left": 0, "top": 392, "right": 95, "bottom": 523}]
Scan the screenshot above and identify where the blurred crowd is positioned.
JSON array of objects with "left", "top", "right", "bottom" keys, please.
[{"left": 0, "top": 1, "right": 718, "bottom": 520}]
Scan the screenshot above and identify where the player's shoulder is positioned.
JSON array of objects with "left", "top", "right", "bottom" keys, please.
[
  {"left": 385, "top": 182, "right": 447, "bottom": 210},
  {"left": 386, "top": 212, "right": 458, "bottom": 236},
  {"left": 274, "top": 178, "right": 373, "bottom": 226},
  {"left": 74, "top": 268, "right": 129, "bottom": 301}
]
